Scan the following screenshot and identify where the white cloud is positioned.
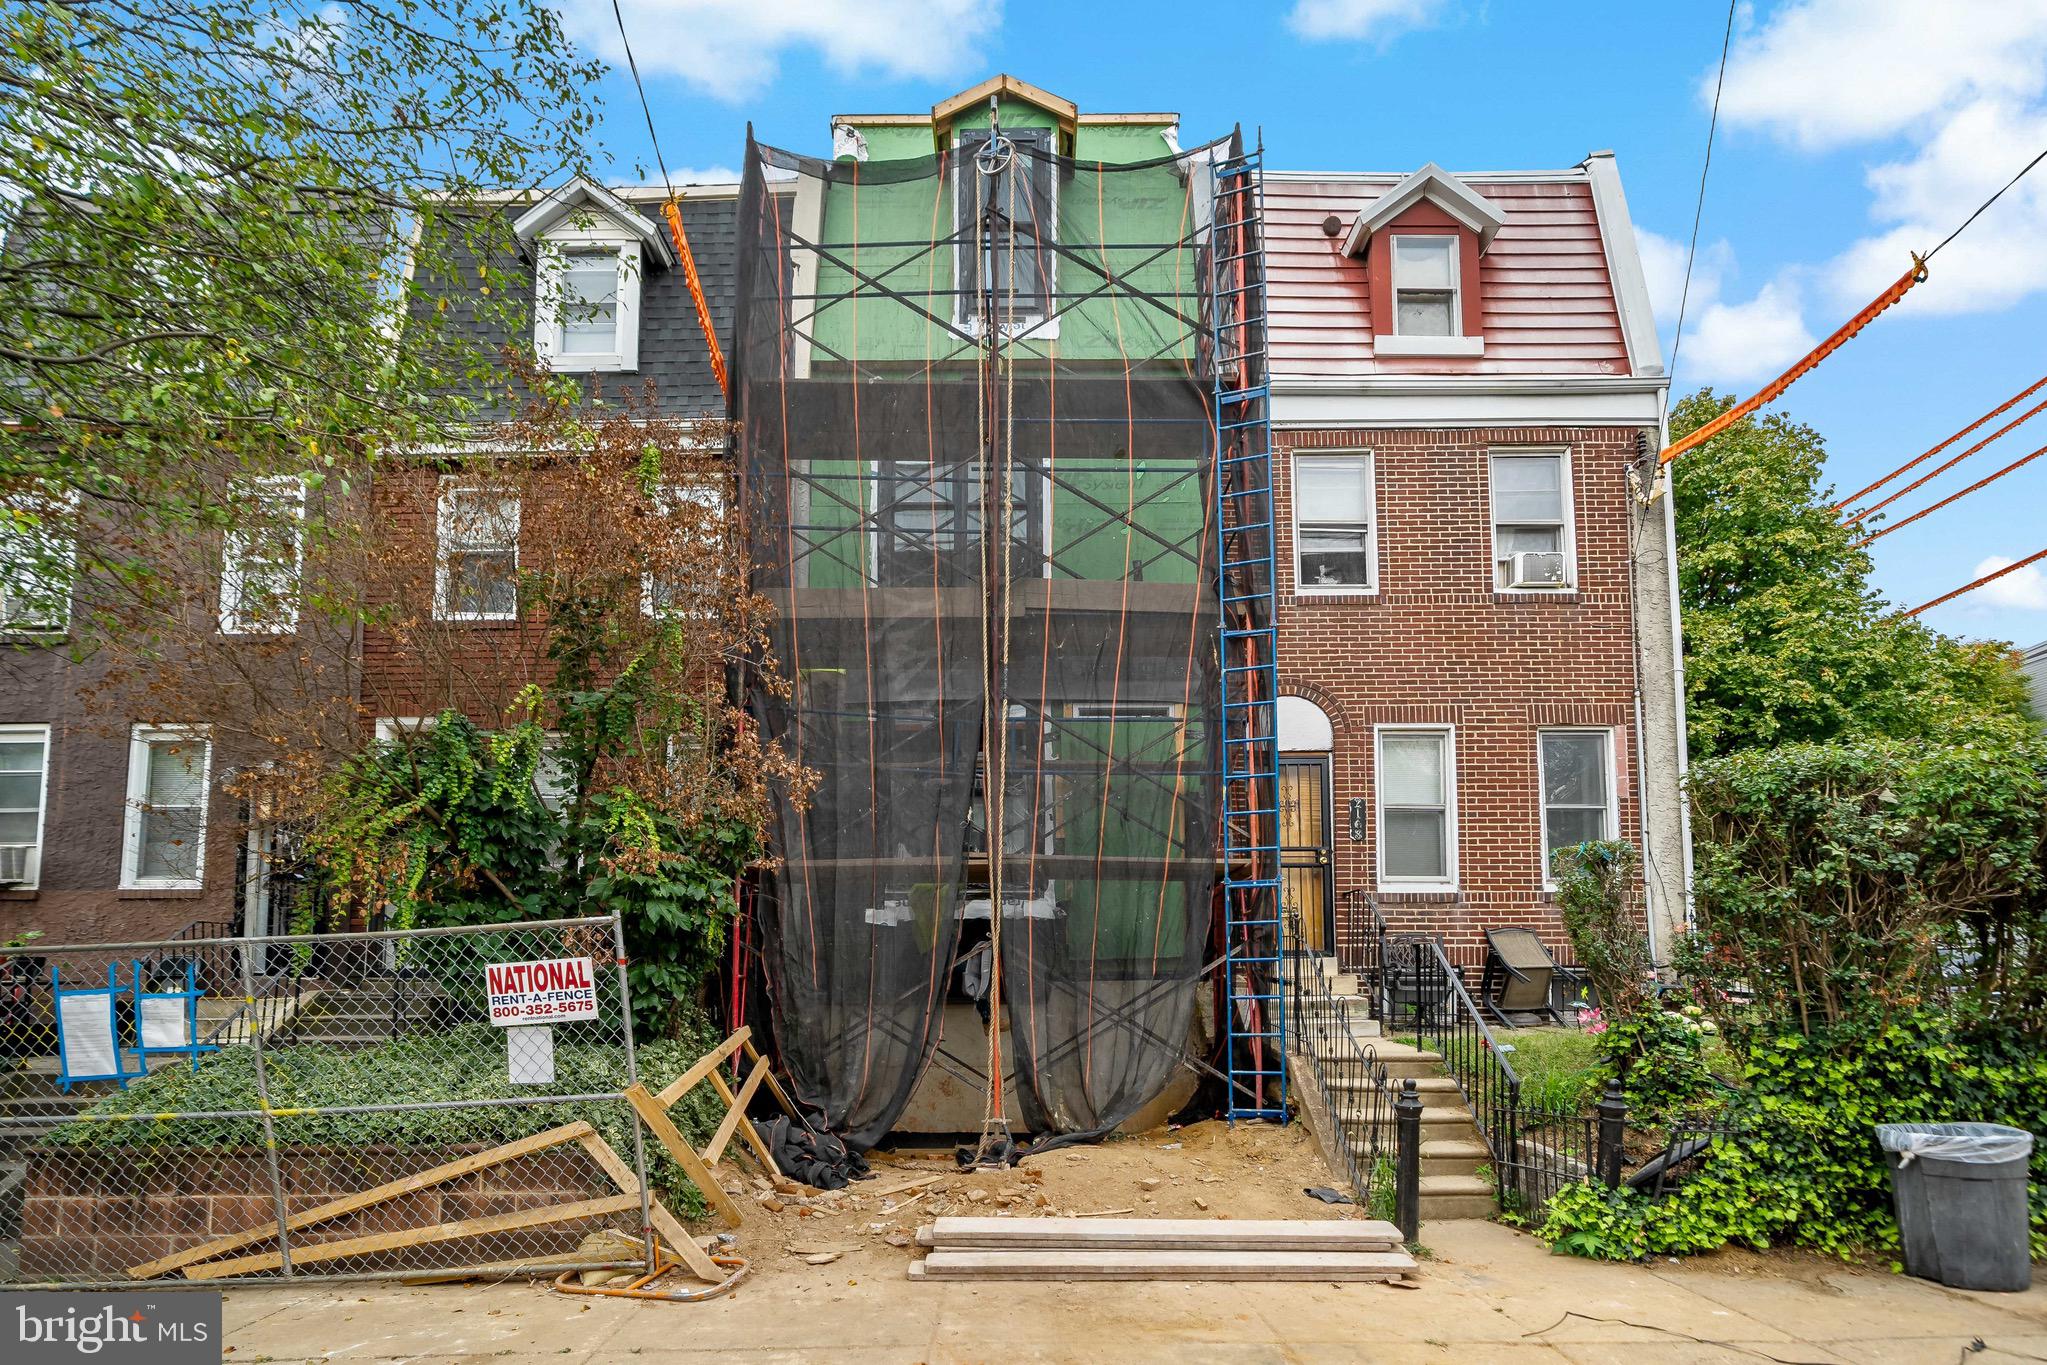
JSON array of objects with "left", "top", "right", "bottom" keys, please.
[
  {"left": 1635, "top": 226, "right": 1734, "bottom": 334},
  {"left": 1681, "top": 281, "right": 1817, "bottom": 387},
  {"left": 1285, "top": 0, "right": 1447, "bottom": 43},
  {"left": 1967, "top": 555, "right": 2047, "bottom": 612},
  {"left": 1709, "top": 0, "right": 2047, "bottom": 331},
  {"left": 555, "top": 0, "right": 1001, "bottom": 102}
]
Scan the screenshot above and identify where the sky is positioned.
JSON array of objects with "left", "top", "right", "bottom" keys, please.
[{"left": 553, "top": 0, "right": 2047, "bottom": 649}]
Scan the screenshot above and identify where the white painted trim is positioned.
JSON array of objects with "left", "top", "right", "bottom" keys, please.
[
  {"left": 1341, "top": 162, "right": 1507, "bottom": 256},
  {"left": 1581, "top": 151, "right": 1664, "bottom": 378},
  {"left": 1268, "top": 168, "right": 1589, "bottom": 185},
  {"left": 1661, "top": 459, "right": 1696, "bottom": 931},
  {"left": 433, "top": 481, "right": 521, "bottom": 622},
  {"left": 512, "top": 176, "right": 674, "bottom": 266},
  {"left": 950, "top": 127, "right": 1060, "bottom": 340},
  {"left": 1487, "top": 446, "right": 1578, "bottom": 593},
  {"left": 0, "top": 722, "right": 52, "bottom": 889},
  {"left": 1373, "top": 724, "right": 1459, "bottom": 894},
  {"left": 533, "top": 239, "right": 643, "bottom": 373},
  {"left": 1536, "top": 727, "right": 1619, "bottom": 889},
  {"left": 1290, "top": 448, "right": 1378, "bottom": 596},
  {"left": 120, "top": 724, "right": 213, "bottom": 892},
  {"left": 218, "top": 476, "right": 306, "bottom": 636},
  {"left": 788, "top": 171, "right": 826, "bottom": 380},
  {"left": 1374, "top": 335, "right": 1485, "bottom": 357},
  {"left": 374, "top": 716, "right": 438, "bottom": 744},
  {"left": 1272, "top": 376, "right": 1667, "bottom": 428}
]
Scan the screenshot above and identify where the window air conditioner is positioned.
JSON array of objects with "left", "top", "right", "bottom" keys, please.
[
  {"left": 0, "top": 844, "right": 30, "bottom": 885},
  {"left": 1506, "top": 551, "right": 1568, "bottom": 588}
]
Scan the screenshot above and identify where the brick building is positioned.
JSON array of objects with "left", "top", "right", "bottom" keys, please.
[{"left": 1262, "top": 157, "right": 1688, "bottom": 970}]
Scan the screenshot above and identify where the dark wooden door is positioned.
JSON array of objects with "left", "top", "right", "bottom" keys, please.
[{"left": 1279, "top": 757, "right": 1333, "bottom": 955}]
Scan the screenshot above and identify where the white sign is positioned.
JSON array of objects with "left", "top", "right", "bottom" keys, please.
[
  {"left": 484, "top": 956, "right": 599, "bottom": 1026},
  {"left": 506, "top": 1024, "right": 555, "bottom": 1085}
]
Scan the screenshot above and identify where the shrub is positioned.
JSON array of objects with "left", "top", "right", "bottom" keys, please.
[{"left": 1552, "top": 840, "right": 1652, "bottom": 1019}]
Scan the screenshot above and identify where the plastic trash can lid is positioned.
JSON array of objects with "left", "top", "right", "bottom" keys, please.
[{"left": 1876, "top": 1122, "right": 2033, "bottom": 1164}]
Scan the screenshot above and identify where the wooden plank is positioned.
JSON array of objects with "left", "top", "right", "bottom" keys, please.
[
  {"left": 626, "top": 1082, "right": 744, "bottom": 1229},
  {"left": 911, "top": 1249, "right": 1416, "bottom": 1282},
  {"left": 128, "top": 1121, "right": 597, "bottom": 1280},
  {"left": 866, "top": 1174, "right": 944, "bottom": 1201},
  {"left": 655, "top": 1026, "right": 751, "bottom": 1109},
  {"left": 742, "top": 1036, "right": 805, "bottom": 1123},
  {"left": 701, "top": 1055, "right": 769, "bottom": 1166},
  {"left": 707, "top": 1062, "right": 786, "bottom": 1182},
  {"left": 186, "top": 1194, "right": 640, "bottom": 1280},
  {"left": 573, "top": 1131, "right": 725, "bottom": 1284},
  {"left": 918, "top": 1217, "right": 1402, "bottom": 1252}
]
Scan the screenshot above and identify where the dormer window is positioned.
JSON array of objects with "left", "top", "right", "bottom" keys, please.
[
  {"left": 1391, "top": 235, "right": 1459, "bottom": 337},
  {"left": 556, "top": 250, "right": 625, "bottom": 357},
  {"left": 515, "top": 177, "right": 675, "bottom": 375}
]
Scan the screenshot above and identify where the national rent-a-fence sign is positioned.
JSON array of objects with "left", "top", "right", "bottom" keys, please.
[{"left": 484, "top": 957, "right": 598, "bottom": 1025}]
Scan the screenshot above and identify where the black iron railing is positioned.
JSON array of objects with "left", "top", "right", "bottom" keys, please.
[{"left": 1284, "top": 906, "right": 1394, "bottom": 1217}]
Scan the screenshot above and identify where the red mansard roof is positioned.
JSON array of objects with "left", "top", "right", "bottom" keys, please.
[{"left": 1266, "top": 165, "right": 1649, "bottom": 379}]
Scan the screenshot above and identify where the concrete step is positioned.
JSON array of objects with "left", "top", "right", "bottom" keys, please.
[
  {"left": 1325, "top": 1074, "right": 1459, "bottom": 1095},
  {"left": 1418, "top": 1174, "right": 1498, "bottom": 1220}
]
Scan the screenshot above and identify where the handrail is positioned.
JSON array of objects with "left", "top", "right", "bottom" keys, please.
[
  {"left": 1392, "top": 934, "right": 1522, "bottom": 1207},
  {"left": 1283, "top": 907, "right": 1393, "bottom": 1213}
]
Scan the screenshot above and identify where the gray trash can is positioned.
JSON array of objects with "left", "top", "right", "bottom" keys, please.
[{"left": 1877, "top": 1122, "right": 2034, "bottom": 1292}]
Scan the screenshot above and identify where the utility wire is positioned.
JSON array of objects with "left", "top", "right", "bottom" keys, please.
[
  {"left": 1925, "top": 143, "right": 2047, "bottom": 262},
  {"left": 1669, "top": 0, "right": 1737, "bottom": 380},
  {"left": 1907, "top": 545, "right": 2047, "bottom": 617},
  {"left": 1839, "top": 380, "right": 2047, "bottom": 520},
  {"left": 1854, "top": 438, "right": 2047, "bottom": 547},
  {"left": 611, "top": 0, "right": 675, "bottom": 197}
]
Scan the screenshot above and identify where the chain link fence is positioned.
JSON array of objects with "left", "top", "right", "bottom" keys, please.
[{"left": 0, "top": 916, "right": 689, "bottom": 1288}]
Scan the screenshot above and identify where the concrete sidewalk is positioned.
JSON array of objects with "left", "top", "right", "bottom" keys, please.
[{"left": 221, "top": 1220, "right": 2047, "bottom": 1363}]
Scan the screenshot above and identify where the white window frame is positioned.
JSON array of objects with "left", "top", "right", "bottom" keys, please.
[
  {"left": 1538, "top": 727, "right": 1619, "bottom": 888},
  {"left": 0, "top": 723, "right": 52, "bottom": 889},
  {"left": 0, "top": 492, "right": 76, "bottom": 635},
  {"left": 218, "top": 475, "right": 307, "bottom": 635},
  {"left": 641, "top": 481, "right": 727, "bottom": 618},
  {"left": 951, "top": 127, "right": 1060, "bottom": 341},
  {"left": 1378, "top": 232, "right": 1485, "bottom": 357},
  {"left": 373, "top": 716, "right": 438, "bottom": 745},
  {"left": 533, "top": 236, "right": 643, "bottom": 373},
  {"left": 1374, "top": 724, "right": 1458, "bottom": 894},
  {"left": 120, "top": 724, "right": 213, "bottom": 892},
  {"left": 1291, "top": 449, "right": 1378, "bottom": 595},
  {"left": 434, "top": 481, "right": 521, "bottom": 622},
  {"left": 1488, "top": 447, "right": 1578, "bottom": 592}
]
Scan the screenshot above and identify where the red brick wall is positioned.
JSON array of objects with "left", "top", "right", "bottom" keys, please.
[{"left": 1274, "top": 424, "right": 1651, "bottom": 969}]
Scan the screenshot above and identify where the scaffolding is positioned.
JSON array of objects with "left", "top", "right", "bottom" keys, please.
[{"left": 730, "top": 113, "right": 1282, "bottom": 1147}]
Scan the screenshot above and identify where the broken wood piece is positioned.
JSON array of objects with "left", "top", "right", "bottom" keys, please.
[
  {"left": 126, "top": 1121, "right": 599, "bottom": 1281},
  {"left": 573, "top": 1129, "right": 724, "bottom": 1284},
  {"left": 1075, "top": 1207, "right": 1137, "bottom": 1217},
  {"left": 185, "top": 1193, "right": 641, "bottom": 1280},
  {"left": 862, "top": 1173, "right": 943, "bottom": 1200}
]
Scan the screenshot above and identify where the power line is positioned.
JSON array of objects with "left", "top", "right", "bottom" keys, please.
[
  {"left": 1854, "top": 438, "right": 2047, "bottom": 547},
  {"left": 1906, "top": 545, "right": 2047, "bottom": 617},
  {"left": 610, "top": 0, "right": 674, "bottom": 197},
  {"left": 1925, "top": 143, "right": 2047, "bottom": 262},
  {"left": 1838, "top": 378, "right": 2047, "bottom": 520},
  {"left": 1669, "top": 0, "right": 1737, "bottom": 380}
]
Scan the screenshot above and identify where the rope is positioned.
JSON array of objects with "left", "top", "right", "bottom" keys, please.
[
  {"left": 1841, "top": 388, "right": 2047, "bottom": 525},
  {"left": 1670, "top": 0, "right": 1737, "bottom": 379},
  {"left": 1925, "top": 143, "right": 2047, "bottom": 262},
  {"left": 1853, "top": 438, "right": 2047, "bottom": 547},
  {"left": 1836, "top": 375, "right": 2047, "bottom": 514},
  {"left": 1659, "top": 258, "right": 1925, "bottom": 465},
  {"left": 1905, "top": 545, "right": 2047, "bottom": 617}
]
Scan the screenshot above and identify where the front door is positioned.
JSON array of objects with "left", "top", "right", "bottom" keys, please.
[{"left": 1278, "top": 757, "right": 1333, "bottom": 955}]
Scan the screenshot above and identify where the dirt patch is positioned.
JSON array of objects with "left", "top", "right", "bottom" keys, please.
[{"left": 704, "top": 1118, "right": 1354, "bottom": 1289}]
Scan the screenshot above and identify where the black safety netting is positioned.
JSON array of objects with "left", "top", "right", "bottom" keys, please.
[{"left": 733, "top": 128, "right": 1245, "bottom": 1147}]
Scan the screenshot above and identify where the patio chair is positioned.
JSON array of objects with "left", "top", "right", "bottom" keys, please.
[{"left": 1479, "top": 926, "right": 1563, "bottom": 1027}]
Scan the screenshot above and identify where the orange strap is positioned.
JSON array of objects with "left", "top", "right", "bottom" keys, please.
[
  {"left": 1661, "top": 257, "right": 1927, "bottom": 465},
  {"left": 1907, "top": 544, "right": 2047, "bottom": 617},
  {"left": 663, "top": 198, "right": 729, "bottom": 402}
]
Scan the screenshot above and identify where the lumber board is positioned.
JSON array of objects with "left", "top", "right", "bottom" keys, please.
[
  {"left": 707, "top": 1058, "right": 784, "bottom": 1181},
  {"left": 573, "top": 1131, "right": 725, "bottom": 1284},
  {"left": 186, "top": 1193, "right": 640, "bottom": 1280},
  {"left": 701, "top": 1055, "right": 769, "bottom": 1167},
  {"left": 917, "top": 1217, "right": 1403, "bottom": 1252},
  {"left": 127, "top": 1121, "right": 597, "bottom": 1280},
  {"left": 742, "top": 1036, "right": 805, "bottom": 1122},
  {"left": 656, "top": 1026, "right": 751, "bottom": 1108},
  {"left": 626, "top": 1082, "right": 745, "bottom": 1228},
  {"left": 910, "top": 1249, "right": 1417, "bottom": 1282}
]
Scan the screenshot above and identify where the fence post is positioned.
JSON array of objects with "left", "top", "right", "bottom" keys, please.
[
  {"left": 1596, "top": 1079, "right": 1628, "bottom": 1188},
  {"left": 239, "top": 937, "right": 295, "bottom": 1279},
  {"left": 1394, "top": 1078, "right": 1422, "bottom": 1244},
  {"left": 608, "top": 913, "right": 659, "bottom": 1278}
]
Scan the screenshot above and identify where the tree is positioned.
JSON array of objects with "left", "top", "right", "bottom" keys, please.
[
  {"left": 0, "top": 0, "right": 602, "bottom": 632},
  {"left": 1669, "top": 390, "right": 2032, "bottom": 760}
]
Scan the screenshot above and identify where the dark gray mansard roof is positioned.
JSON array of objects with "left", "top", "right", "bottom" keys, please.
[{"left": 405, "top": 190, "right": 741, "bottom": 421}]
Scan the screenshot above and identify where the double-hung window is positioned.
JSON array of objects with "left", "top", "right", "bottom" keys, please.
[
  {"left": 956, "top": 129, "right": 1056, "bottom": 332},
  {"left": 1490, "top": 451, "right": 1574, "bottom": 589},
  {"left": 435, "top": 483, "right": 520, "bottom": 621},
  {"left": 1376, "top": 726, "right": 1456, "bottom": 890},
  {"left": 1391, "top": 234, "right": 1459, "bottom": 337},
  {"left": 1293, "top": 452, "right": 1376, "bottom": 592},
  {"left": 641, "top": 482, "right": 726, "bottom": 617},
  {"left": 219, "top": 476, "right": 306, "bottom": 634},
  {"left": 0, "top": 725, "right": 50, "bottom": 888},
  {"left": 121, "top": 725, "right": 211, "bottom": 890},
  {"left": 0, "top": 494, "right": 74, "bottom": 633},
  {"left": 535, "top": 242, "right": 641, "bottom": 372},
  {"left": 1539, "top": 729, "right": 1616, "bottom": 882}
]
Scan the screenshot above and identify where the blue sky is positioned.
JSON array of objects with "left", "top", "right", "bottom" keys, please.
[{"left": 560, "top": 0, "right": 2047, "bottom": 648}]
